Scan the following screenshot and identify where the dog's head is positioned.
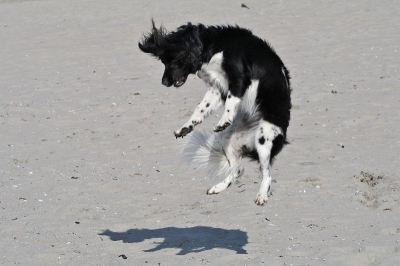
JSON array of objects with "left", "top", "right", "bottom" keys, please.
[{"left": 139, "top": 20, "right": 204, "bottom": 87}]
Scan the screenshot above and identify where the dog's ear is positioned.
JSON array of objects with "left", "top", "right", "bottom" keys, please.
[
  {"left": 138, "top": 36, "right": 155, "bottom": 54},
  {"left": 138, "top": 19, "right": 167, "bottom": 57}
]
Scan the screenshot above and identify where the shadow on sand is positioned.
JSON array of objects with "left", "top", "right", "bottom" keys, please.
[{"left": 99, "top": 226, "right": 248, "bottom": 255}]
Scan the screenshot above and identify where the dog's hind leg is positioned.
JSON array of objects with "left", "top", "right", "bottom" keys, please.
[
  {"left": 174, "top": 87, "right": 223, "bottom": 138},
  {"left": 207, "top": 139, "right": 244, "bottom": 194},
  {"left": 254, "top": 120, "right": 284, "bottom": 205}
]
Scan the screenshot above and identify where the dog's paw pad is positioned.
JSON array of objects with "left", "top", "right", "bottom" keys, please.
[
  {"left": 174, "top": 126, "right": 193, "bottom": 139},
  {"left": 214, "top": 126, "right": 223, "bottom": 132},
  {"left": 214, "top": 122, "right": 231, "bottom": 132},
  {"left": 192, "top": 120, "right": 202, "bottom": 126},
  {"left": 255, "top": 194, "right": 268, "bottom": 205}
]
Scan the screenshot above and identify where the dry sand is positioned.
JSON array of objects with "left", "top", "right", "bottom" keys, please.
[{"left": 1, "top": 0, "right": 399, "bottom": 265}]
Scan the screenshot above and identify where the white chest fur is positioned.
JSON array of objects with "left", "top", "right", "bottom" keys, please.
[{"left": 197, "top": 52, "right": 229, "bottom": 94}]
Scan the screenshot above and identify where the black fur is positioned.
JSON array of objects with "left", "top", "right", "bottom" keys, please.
[{"left": 139, "top": 20, "right": 204, "bottom": 87}]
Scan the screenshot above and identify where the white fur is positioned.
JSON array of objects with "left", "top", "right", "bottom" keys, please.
[
  {"left": 197, "top": 52, "right": 229, "bottom": 94},
  {"left": 207, "top": 143, "right": 244, "bottom": 194},
  {"left": 183, "top": 110, "right": 259, "bottom": 174},
  {"left": 182, "top": 73, "right": 262, "bottom": 180},
  {"left": 182, "top": 130, "right": 230, "bottom": 177},
  {"left": 215, "top": 91, "right": 241, "bottom": 130},
  {"left": 183, "top": 108, "right": 284, "bottom": 205},
  {"left": 177, "top": 53, "right": 261, "bottom": 136},
  {"left": 254, "top": 121, "right": 282, "bottom": 204},
  {"left": 282, "top": 67, "right": 289, "bottom": 90},
  {"left": 175, "top": 87, "right": 223, "bottom": 136},
  {"left": 241, "top": 80, "right": 259, "bottom": 115},
  {"left": 175, "top": 52, "right": 229, "bottom": 136},
  {"left": 215, "top": 79, "right": 259, "bottom": 129}
]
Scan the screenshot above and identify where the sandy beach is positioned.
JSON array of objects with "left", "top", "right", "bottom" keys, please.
[{"left": 1, "top": 0, "right": 399, "bottom": 265}]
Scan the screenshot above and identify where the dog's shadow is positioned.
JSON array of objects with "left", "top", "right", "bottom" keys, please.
[{"left": 99, "top": 226, "right": 248, "bottom": 255}]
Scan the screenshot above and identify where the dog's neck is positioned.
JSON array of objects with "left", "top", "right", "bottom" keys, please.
[{"left": 197, "top": 25, "right": 224, "bottom": 67}]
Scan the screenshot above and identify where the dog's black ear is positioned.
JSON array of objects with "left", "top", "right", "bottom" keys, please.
[
  {"left": 138, "top": 40, "right": 155, "bottom": 54},
  {"left": 138, "top": 19, "right": 167, "bottom": 57}
]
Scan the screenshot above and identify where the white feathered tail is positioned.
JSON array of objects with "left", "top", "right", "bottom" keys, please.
[
  {"left": 182, "top": 130, "right": 231, "bottom": 177},
  {"left": 182, "top": 109, "right": 261, "bottom": 178}
]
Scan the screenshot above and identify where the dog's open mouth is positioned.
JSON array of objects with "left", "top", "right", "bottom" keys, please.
[{"left": 174, "top": 78, "right": 186, "bottom": 87}]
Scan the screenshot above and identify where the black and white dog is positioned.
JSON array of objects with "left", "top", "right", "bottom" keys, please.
[{"left": 139, "top": 20, "right": 291, "bottom": 205}]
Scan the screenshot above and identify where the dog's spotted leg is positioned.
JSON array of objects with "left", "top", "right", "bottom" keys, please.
[
  {"left": 207, "top": 142, "right": 244, "bottom": 194},
  {"left": 254, "top": 120, "right": 282, "bottom": 205},
  {"left": 214, "top": 91, "right": 241, "bottom": 132},
  {"left": 174, "top": 87, "right": 223, "bottom": 138}
]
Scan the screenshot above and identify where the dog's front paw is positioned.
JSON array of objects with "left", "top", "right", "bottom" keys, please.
[
  {"left": 174, "top": 126, "right": 193, "bottom": 139},
  {"left": 254, "top": 193, "right": 268, "bottom": 205},
  {"left": 214, "top": 122, "right": 231, "bottom": 132}
]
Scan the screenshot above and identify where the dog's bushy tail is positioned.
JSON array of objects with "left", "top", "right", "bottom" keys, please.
[
  {"left": 182, "top": 130, "right": 230, "bottom": 177},
  {"left": 182, "top": 109, "right": 262, "bottom": 178}
]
